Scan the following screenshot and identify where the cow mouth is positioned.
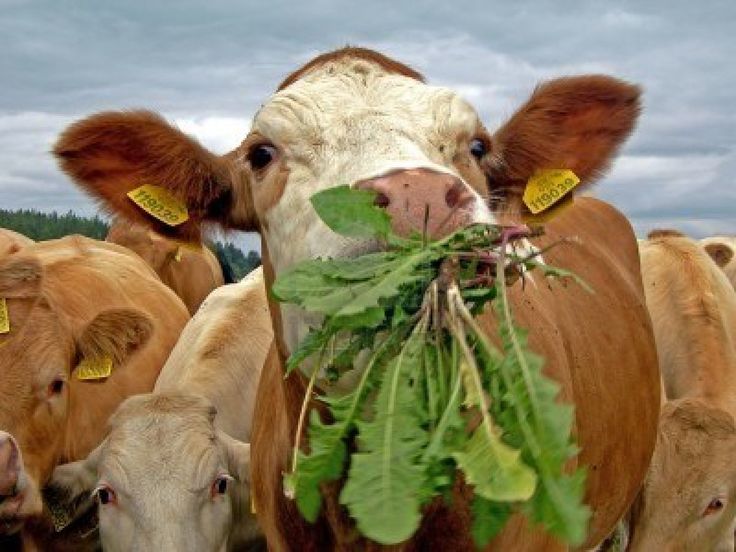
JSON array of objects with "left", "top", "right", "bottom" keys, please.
[{"left": 0, "top": 491, "right": 26, "bottom": 535}]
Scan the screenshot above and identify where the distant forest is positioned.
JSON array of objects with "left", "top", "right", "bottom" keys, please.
[{"left": 0, "top": 209, "right": 260, "bottom": 280}]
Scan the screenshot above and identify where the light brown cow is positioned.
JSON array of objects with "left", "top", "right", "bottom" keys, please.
[
  {"left": 701, "top": 236, "right": 736, "bottom": 291},
  {"left": 106, "top": 218, "right": 225, "bottom": 314},
  {"left": 0, "top": 235, "right": 189, "bottom": 542},
  {"left": 51, "top": 268, "right": 270, "bottom": 551},
  {"left": 53, "top": 48, "right": 660, "bottom": 551},
  {"left": 0, "top": 229, "right": 33, "bottom": 258},
  {"left": 630, "top": 233, "right": 736, "bottom": 550}
]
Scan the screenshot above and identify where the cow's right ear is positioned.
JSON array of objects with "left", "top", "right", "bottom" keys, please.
[{"left": 54, "top": 110, "right": 257, "bottom": 241}]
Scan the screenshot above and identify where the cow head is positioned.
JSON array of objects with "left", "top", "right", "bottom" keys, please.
[
  {"left": 0, "top": 254, "right": 153, "bottom": 533},
  {"left": 106, "top": 218, "right": 183, "bottom": 274},
  {"left": 628, "top": 399, "right": 736, "bottom": 552},
  {"left": 50, "top": 393, "right": 254, "bottom": 552},
  {"left": 54, "top": 47, "right": 640, "bottom": 355}
]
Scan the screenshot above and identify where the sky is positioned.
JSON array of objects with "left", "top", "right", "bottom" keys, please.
[{"left": 1, "top": 0, "right": 734, "bottom": 252}]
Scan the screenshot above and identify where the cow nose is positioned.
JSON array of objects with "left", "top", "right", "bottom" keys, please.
[
  {"left": 357, "top": 168, "right": 476, "bottom": 239},
  {"left": 0, "top": 433, "right": 19, "bottom": 498}
]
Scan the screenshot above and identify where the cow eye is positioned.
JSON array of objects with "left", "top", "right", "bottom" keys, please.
[
  {"left": 469, "top": 138, "right": 488, "bottom": 159},
  {"left": 247, "top": 144, "right": 277, "bottom": 170},
  {"left": 703, "top": 497, "right": 725, "bottom": 516},
  {"left": 94, "top": 484, "right": 116, "bottom": 506},
  {"left": 211, "top": 474, "right": 234, "bottom": 498},
  {"left": 47, "top": 378, "right": 65, "bottom": 397}
]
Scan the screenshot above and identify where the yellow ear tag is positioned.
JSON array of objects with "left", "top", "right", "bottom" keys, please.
[
  {"left": 127, "top": 185, "right": 189, "bottom": 227},
  {"left": 0, "top": 299, "right": 9, "bottom": 334},
  {"left": 250, "top": 494, "right": 257, "bottom": 514},
  {"left": 174, "top": 246, "right": 183, "bottom": 262},
  {"left": 76, "top": 357, "right": 113, "bottom": 381},
  {"left": 523, "top": 169, "right": 580, "bottom": 214}
]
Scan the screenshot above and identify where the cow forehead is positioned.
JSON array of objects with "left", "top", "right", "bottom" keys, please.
[{"left": 252, "top": 58, "right": 480, "bottom": 152}]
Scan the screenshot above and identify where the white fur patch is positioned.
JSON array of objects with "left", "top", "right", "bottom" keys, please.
[{"left": 251, "top": 57, "right": 495, "bottom": 354}]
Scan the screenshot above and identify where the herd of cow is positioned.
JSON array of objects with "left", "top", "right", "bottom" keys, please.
[{"left": 0, "top": 47, "right": 735, "bottom": 551}]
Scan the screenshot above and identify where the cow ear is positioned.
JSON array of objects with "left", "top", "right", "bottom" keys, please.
[
  {"left": 54, "top": 110, "right": 257, "bottom": 241},
  {"left": 75, "top": 308, "right": 154, "bottom": 368},
  {"left": 704, "top": 242, "right": 734, "bottom": 268},
  {"left": 0, "top": 256, "right": 43, "bottom": 298},
  {"left": 49, "top": 441, "right": 104, "bottom": 499},
  {"left": 485, "top": 75, "right": 641, "bottom": 210},
  {"left": 219, "top": 431, "right": 251, "bottom": 484}
]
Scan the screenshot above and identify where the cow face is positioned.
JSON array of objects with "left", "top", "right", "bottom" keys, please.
[
  {"left": 0, "top": 255, "right": 152, "bottom": 532},
  {"left": 54, "top": 47, "right": 641, "bottom": 353},
  {"left": 50, "top": 393, "right": 253, "bottom": 552},
  {"left": 628, "top": 399, "right": 736, "bottom": 552}
]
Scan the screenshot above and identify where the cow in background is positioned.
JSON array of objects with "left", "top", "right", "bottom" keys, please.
[
  {"left": 106, "top": 218, "right": 226, "bottom": 314},
  {"left": 0, "top": 235, "right": 189, "bottom": 547},
  {"left": 631, "top": 232, "right": 736, "bottom": 551},
  {"left": 50, "top": 267, "right": 270, "bottom": 551},
  {"left": 53, "top": 47, "right": 660, "bottom": 550}
]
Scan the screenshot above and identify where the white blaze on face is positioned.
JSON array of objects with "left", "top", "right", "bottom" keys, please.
[{"left": 249, "top": 57, "right": 494, "bottom": 354}]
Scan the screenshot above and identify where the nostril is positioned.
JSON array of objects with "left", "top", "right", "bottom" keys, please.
[
  {"left": 374, "top": 192, "right": 390, "bottom": 209},
  {"left": 445, "top": 181, "right": 470, "bottom": 209}
]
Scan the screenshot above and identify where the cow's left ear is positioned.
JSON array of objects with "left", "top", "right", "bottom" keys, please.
[
  {"left": 484, "top": 75, "right": 641, "bottom": 206},
  {"left": 704, "top": 242, "right": 734, "bottom": 268},
  {"left": 54, "top": 110, "right": 257, "bottom": 241},
  {"left": 74, "top": 308, "right": 154, "bottom": 368},
  {"left": 219, "top": 431, "right": 251, "bottom": 484}
]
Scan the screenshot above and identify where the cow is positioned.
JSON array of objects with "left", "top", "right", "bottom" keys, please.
[
  {"left": 106, "top": 218, "right": 227, "bottom": 314},
  {"left": 0, "top": 235, "right": 189, "bottom": 546},
  {"left": 701, "top": 236, "right": 736, "bottom": 291},
  {"left": 0, "top": 229, "right": 33, "bottom": 258},
  {"left": 630, "top": 233, "right": 736, "bottom": 550},
  {"left": 50, "top": 267, "right": 270, "bottom": 551},
  {"left": 53, "top": 47, "right": 660, "bottom": 550}
]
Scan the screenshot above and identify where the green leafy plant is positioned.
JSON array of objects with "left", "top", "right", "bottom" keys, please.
[{"left": 273, "top": 185, "right": 590, "bottom": 547}]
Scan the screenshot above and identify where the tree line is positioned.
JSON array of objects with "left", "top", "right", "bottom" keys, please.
[{"left": 0, "top": 209, "right": 261, "bottom": 280}]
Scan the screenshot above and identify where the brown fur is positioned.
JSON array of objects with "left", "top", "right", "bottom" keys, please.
[
  {"left": 277, "top": 47, "right": 424, "bottom": 91},
  {"left": 106, "top": 219, "right": 225, "bottom": 314},
  {"left": 53, "top": 111, "right": 256, "bottom": 241},
  {"left": 53, "top": 48, "right": 658, "bottom": 550},
  {"left": 0, "top": 236, "right": 189, "bottom": 541},
  {"left": 647, "top": 228, "right": 685, "bottom": 239},
  {"left": 484, "top": 75, "right": 641, "bottom": 213},
  {"left": 640, "top": 235, "right": 736, "bottom": 412},
  {"left": 0, "top": 229, "right": 34, "bottom": 259}
]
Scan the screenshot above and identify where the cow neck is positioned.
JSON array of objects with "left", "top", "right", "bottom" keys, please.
[{"left": 259, "top": 236, "right": 290, "bottom": 367}]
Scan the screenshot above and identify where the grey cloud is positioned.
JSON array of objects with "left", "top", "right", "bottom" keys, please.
[{"left": 0, "top": 0, "right": 734, "bottom": 242}]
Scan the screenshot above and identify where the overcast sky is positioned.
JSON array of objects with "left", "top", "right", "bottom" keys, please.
[{"left": 1, "top": 0, "right": 734, "bottom": 251}]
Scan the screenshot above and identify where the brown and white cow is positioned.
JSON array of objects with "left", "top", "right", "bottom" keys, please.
[
  {"left": 701, "top": 236, "right": 736, "bottom": 291},
  {"left": 53, "top": 48, "right": 660, "bottom": 550},
  {"left": 0, "top": 235, "right": 189, "bottom": 542},
  {"left": 51, "top": 268, "right": 270, "bottom": 551},
  {"left": 630, "top": 233, "right": 736, "bottom": 551},
  {"left": 106, "top": 218, "right": 226, "bottom": 314},
  {"left": 0, "top": 229, "right": 33, "bottom": 259}
]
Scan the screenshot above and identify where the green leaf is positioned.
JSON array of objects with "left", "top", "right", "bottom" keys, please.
[
  {"left": 453, "top": 427, "right": 536, "bottom": 503},
  {"left": 471, "top": 496, "right": 513, "bottom": 547},
  {"left": 340, "top": 333, "right": 430, "bottom": 544},
  {"left": 486, "top": 260, "right": 589, "bottom": 545},
  {"left": 311, "top": 185, "right": 391, "bottom": 239}
]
